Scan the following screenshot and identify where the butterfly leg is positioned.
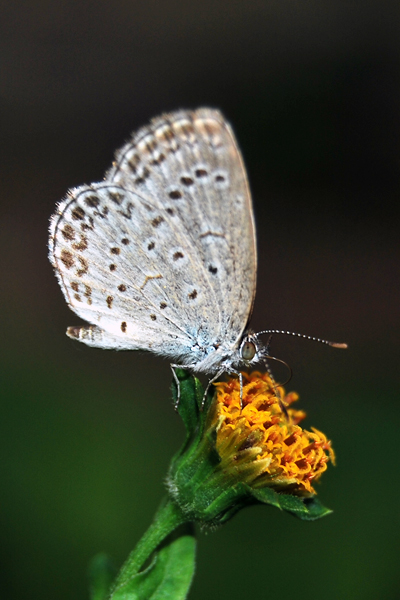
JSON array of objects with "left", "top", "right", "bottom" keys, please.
[
  {"left": 225, "top": 369, "right": 244, "bottom": 408},
  {"left": 238, "top": 371, "right": 244, "bottom": 408},
  {"left": 262, "top": 358, "right": 289, "bottom": 420},
  {"left": 201, "top": 369, "right": 227, "bottom": 411},
  {"left": 170, "top": 364, "right": 196, "bottom": 410},
  {"left": 171, "top": 366, "right": 244, "bottom": 411}
]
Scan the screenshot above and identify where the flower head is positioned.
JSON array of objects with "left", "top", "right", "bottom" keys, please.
[
  {"left": 213, "top": 372, "right": 335, "bottom": 496},
  {"left": 167, "top": 370, "right": 335, "bottom": 526}
]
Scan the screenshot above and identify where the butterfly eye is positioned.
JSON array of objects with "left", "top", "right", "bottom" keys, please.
[{"left": 241, "top": 340, "right": 256, "bottom": 361}]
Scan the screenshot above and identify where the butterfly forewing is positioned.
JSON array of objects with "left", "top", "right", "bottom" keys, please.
[{"left": 108, "top": 109, "right": 257, "bottom": 346}]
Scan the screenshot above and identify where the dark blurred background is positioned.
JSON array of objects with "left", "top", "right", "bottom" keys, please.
[{"left": 1, "top": 1, "right": 399, "bottom": 599}]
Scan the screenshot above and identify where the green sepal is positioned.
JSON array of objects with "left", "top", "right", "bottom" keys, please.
[
  {"left": 171, "top": 369, "right": 201, "bottom": 442},
  {"left": 170, "top": 371, "right": 214, "bottom": 471},
  {"left": 109, "top": 529, "right": 196, "bottom": 600},
  {"left": 172, "top": 370, "right": 214, "bottom": 433},
  {"left": 251, "top": 487, "right": 332, "bottom": 521},
  {"left": 206, "top": 482, "right": 253, "bottom": 525},
  {"left": 88, "top": 553, "right": 117, "bottom": 600},
  {"left": 291, "top": 495, "right": 333, "bottom": 521}
]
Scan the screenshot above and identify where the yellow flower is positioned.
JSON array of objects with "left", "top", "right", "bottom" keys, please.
[
  {"left": 212, "top": 372, "right": 335, "bottom": 496},
  {"left": 168, "top": 368, "right": 334, "bottom": 525}
]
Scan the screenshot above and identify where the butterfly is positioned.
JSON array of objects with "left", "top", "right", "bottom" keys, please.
[{"left": 49, "top": 108, "right": 346, "bottom": 405}]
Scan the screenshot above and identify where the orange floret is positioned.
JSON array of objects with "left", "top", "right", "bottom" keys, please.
[{"left": 212, "top": 372, "right": 335, "bottom": 495}]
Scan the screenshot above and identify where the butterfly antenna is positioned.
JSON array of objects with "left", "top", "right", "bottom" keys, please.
[{"left": 257, "top": 330, "right": 348, "bottom": 349}]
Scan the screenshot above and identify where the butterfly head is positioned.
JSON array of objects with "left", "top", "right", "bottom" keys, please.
[{"left": 238, "top": 331, "right": 265, "bottom": 367}]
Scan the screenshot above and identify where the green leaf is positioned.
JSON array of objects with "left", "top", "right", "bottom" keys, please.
[
  {"left": 110, "top": 532, "right": 196, "bottom": 600},
  {"left": 295, "top": 496, "right": 333, "bottom": 521},
  {"left": 88, "top": 553, "right": 117, "bottom": 600},
  {"left": 251, "top": 487, "right": 332, "bottom": 521},
  {"left": 250, "top": 486, "right": 282, "bottom": 509}
]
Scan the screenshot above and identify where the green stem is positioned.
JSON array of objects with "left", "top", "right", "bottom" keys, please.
[{"left": 109, "top": 497, "right": 188, "bottom": 594}]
